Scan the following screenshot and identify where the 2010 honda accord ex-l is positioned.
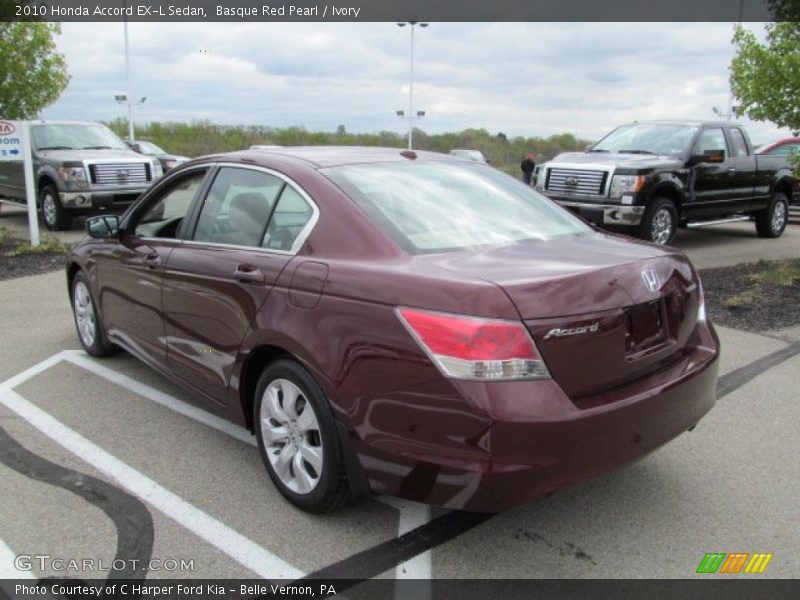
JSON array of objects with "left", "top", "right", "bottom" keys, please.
[{"left": 67, "top": 147, "right": 719, "bottom": 513}]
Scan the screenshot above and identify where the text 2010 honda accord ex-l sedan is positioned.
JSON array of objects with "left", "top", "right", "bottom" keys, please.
[{"left": 67, "top": 147, "right": 719, "bottom": 513}]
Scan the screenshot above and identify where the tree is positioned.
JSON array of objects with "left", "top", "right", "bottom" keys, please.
[
  {"left": 730, "top": 21, "right": 800, "bottom": 134},
  {"left": 0, "top": 23, "right": 69, "bottom": 119}
]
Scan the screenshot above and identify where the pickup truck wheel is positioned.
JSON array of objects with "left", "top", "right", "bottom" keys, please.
[
  {"left": 755, "top": 192, "right": 789, "bottom": 238},
  {"left": 638, "top": 198, "right": 677, "bottom": 246},
  {"left": 40, "top": 184, "right": 71, "bottom": 231}
]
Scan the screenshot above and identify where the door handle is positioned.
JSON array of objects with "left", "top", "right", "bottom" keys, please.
[
  {"left": 727, "top": 167, "right": 737, "bottom": 175},
  {"left": 143, "top": 253, "right": 161, "bottom": 268},
  {"left": 233, "top": 264, "right": 265, "bottom": 284}
]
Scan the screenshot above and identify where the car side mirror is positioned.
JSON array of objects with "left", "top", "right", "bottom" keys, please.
[
  {"left": 691, "top": 149, "right": 725, "bottom": 165},
  {"left": 86, "top": 215, "right": 120, "bottom": 238}
]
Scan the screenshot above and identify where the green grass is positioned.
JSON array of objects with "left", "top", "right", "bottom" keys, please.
[
  {"left": 722, "top": 259, "right": 800, "bottom": 309},
  {"left": 7, "top": 236, "right": 71, "bottom": 256},
  {"left": 749, "top": 259, "right": 800, "bottom": 287},
  {"left": 723, "top": 286, "right": 763, "bottom": 309},
  {"left": 0, "top": 225, "right": 9, "bottom": 245}
]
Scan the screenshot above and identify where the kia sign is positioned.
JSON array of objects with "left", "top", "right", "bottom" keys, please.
[
  {"left": 0, "top": 120, "right": 39, "bottom": 246},
  {"left": 0, "top": 120, "right": 27, "bottom": 161}
]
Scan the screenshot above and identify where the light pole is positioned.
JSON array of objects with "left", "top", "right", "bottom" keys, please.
[
  {"left": 123, "top": 17, "right": 134, "bottom": 142},
  {"left": 397, "top": 22, "right": 428, "bottom": 149},
  {"left": 115, "top": 94, "right": 146, "bottom": 140}
]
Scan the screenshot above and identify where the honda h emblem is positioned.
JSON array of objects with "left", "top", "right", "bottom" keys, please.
[{"left": 642, "top": 270, "right": 660, "bottom": 292}]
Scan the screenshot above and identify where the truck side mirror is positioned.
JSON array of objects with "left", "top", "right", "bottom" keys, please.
[
  {"left": 691, "top": 149, "right": 725, "bottom": 165},
  {"left": 86, "top": 215, "right": 120, "bottom": 238}
]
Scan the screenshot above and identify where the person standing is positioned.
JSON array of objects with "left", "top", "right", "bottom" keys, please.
[{"left": 520, "top": 154, "right": 535, "bottom": 185}]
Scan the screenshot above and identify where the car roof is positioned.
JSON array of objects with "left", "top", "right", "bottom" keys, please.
[
  {"left": 623, "top": 120, "right": 742, "bottom": 128},
  {"left": 223, "top": 146, "right": 454, "bottom": 169},
  {"left": 28, "top": 120, "right": 106, "bottom": 127}
]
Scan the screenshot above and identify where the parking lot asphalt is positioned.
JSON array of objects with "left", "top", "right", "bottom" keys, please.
[{"left": 1, "top": 248, "right": 799, "bottom": 584}]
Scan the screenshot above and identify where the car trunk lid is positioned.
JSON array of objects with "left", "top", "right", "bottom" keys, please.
[{"left": 427, "top": 233, "right": 701, "bottom": 398}]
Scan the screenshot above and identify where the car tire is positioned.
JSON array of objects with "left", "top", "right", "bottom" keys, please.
[
  {"left": 254, "top": 359, "right": 352, "bottom": 513},
  {"left": 637, "top": 198, "right": 677, "bottom": 246},
  {"left": 71, "top": 272, "right": 119, "bottom": 357},
  {"left": 40, "top": 184, "right": 71, "bottom": 231},
  {"left": 755, "top": 192, "right": 789, "bottom": 239}
]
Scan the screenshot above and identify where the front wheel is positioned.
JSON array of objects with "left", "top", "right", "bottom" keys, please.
[
  {"left": 637, "top": 198, "right": 677, "bottom": 246},
  {"left": 254, "top": 359, "right": 352, "bottom": 512},
  {"left": 755, "top": 192, "right": 789, "bottom": 238},
  {"left": 40, "top": 184, "right": 71, "bottom": 231},
  {"left": 71, "top": 272, "right": 119, "bottom": 357}
]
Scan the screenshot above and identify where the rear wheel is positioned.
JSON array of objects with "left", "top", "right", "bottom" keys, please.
[
  {"left": 755, "top": 192, "right": 789, "bottom": 238},
  {"left": 71, "top": 272, "right": 119, "bottom": 357},
  {"left": 637, "top": 198, "right": 677, "bottom": 246},
  {"left": 40, "top": 184, "right": 71, "bottom": 231},
  {"left": 254, "top": 359, "right": 351, "bottom": 512}
]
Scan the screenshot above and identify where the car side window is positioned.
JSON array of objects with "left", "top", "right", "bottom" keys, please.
[
  {"left": 693, "top": 128, "right": 728, "bottom": 157},
  {"left": 729, "top": 128, "right": 749, "bottom": 157},
  {"left": 767, "top": 143, "right": 799, "bottom": 156},
  {"left": 133, "top": 170, "right": 207, "bottom": 238},
  {"left": 193, "top": 167, "right": 284, "bottom": 248},
  {"left": 263, "top": 185, "right": 314, "bottom": 252}
]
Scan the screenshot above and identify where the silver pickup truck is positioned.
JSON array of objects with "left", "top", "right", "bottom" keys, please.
[{"left": 0, "top": 120, "right": 162, "bottom": 230}]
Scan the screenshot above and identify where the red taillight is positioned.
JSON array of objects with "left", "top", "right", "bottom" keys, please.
[{"left": 397, "top": 307, "right": 550, "bottom": 380}]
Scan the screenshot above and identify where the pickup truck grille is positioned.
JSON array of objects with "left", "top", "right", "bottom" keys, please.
[
  {"left": 545, "top": 168, "right": 607, "bottom": 196},
  {"left": 89, "top": 162, "right": 151, "bottom": 185}
]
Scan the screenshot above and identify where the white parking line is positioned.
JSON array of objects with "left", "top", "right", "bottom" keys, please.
[
  {"left": 0, "top": 388, "right": 303, "bottom": 580},
  {"left": 64, "top": 353, "right": 256, "bottom": 446},
  {"left": 0, "top": 536, "right": 35, "bottom": 579},
  {"left": 67, "top": 352, "right": 436, "bottom": 580},
  {"left": 1, "top": 351, "right": 435, "bottom": 582}
]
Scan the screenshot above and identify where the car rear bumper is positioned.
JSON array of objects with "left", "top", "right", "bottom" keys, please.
[{"left": 356, "top": 322, "right": 719, "bottom": 512}]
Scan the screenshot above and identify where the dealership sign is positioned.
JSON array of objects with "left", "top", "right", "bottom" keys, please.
[{"left": 0, "top": 120, "right": 28, "bottom": 161}]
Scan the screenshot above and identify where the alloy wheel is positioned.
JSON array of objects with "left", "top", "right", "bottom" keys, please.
[
  {"left": 73, "top": 281, "right": 97, "bottom": 348},
  {"left": 772, "top": 200, "right": 787, "bottom": 234},
  {"left": 651, "top": 207, "right": 673, "bottom": 245},
  {"left": 259, "top": 378, "right": 323, "bottom": 494},
  {"left": 43, "top": 193, "right": 57, "bottom": 228}
]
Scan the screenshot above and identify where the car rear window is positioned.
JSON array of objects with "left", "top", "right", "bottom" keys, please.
[{"left": 324, "top": 161, "right": 589, "bottom": 254}]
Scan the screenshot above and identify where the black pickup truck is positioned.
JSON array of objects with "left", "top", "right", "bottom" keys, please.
[{"left": 535, "top": 120, "right": 797, "bottom": 245}]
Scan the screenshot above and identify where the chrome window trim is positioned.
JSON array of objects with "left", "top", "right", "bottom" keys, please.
[
  {"left": 187, "top": 162, "right": 320, "bottom": 256},
  {"left": 178, "top": 239, "right": 294, "bottom": 256}
]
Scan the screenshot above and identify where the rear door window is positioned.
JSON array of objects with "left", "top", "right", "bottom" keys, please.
[
  {"left": 263, "top": 186, "right": 315, "bottom": 252},
  {"left": 729, "top": 128, "right": 750, "bottom": 157},
  {"left": 193, "top": 167, "right": 284, "bottom": 247},
  {"left": 192, "top": 166, "right": 316, "bottom": 252}
]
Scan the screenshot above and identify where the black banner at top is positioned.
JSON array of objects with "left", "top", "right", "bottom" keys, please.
[{"left": 2, "top": 0, "right": 795, "bottom": 22}]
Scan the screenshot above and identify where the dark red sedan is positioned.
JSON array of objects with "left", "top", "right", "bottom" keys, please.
[{"left": 67, "top": 147, "right": 719, "bottom": 513}]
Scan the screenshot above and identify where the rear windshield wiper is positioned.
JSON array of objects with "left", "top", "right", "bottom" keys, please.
[
  {"left": 37, "top": 145, "right": 75, "bottom": 150},
  {"left": 587, "top": 148, "right": 609, "bottom": 153},
  {"left": 617, "top": 149, "right": 655, "bottom": 155},
  {"left": 82, "top": 145, "right": 114, "bottom": 150}
]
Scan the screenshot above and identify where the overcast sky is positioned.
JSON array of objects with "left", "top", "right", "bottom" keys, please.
[{"left": 41, "top": 21, "right": 792, "bottom": 145}]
